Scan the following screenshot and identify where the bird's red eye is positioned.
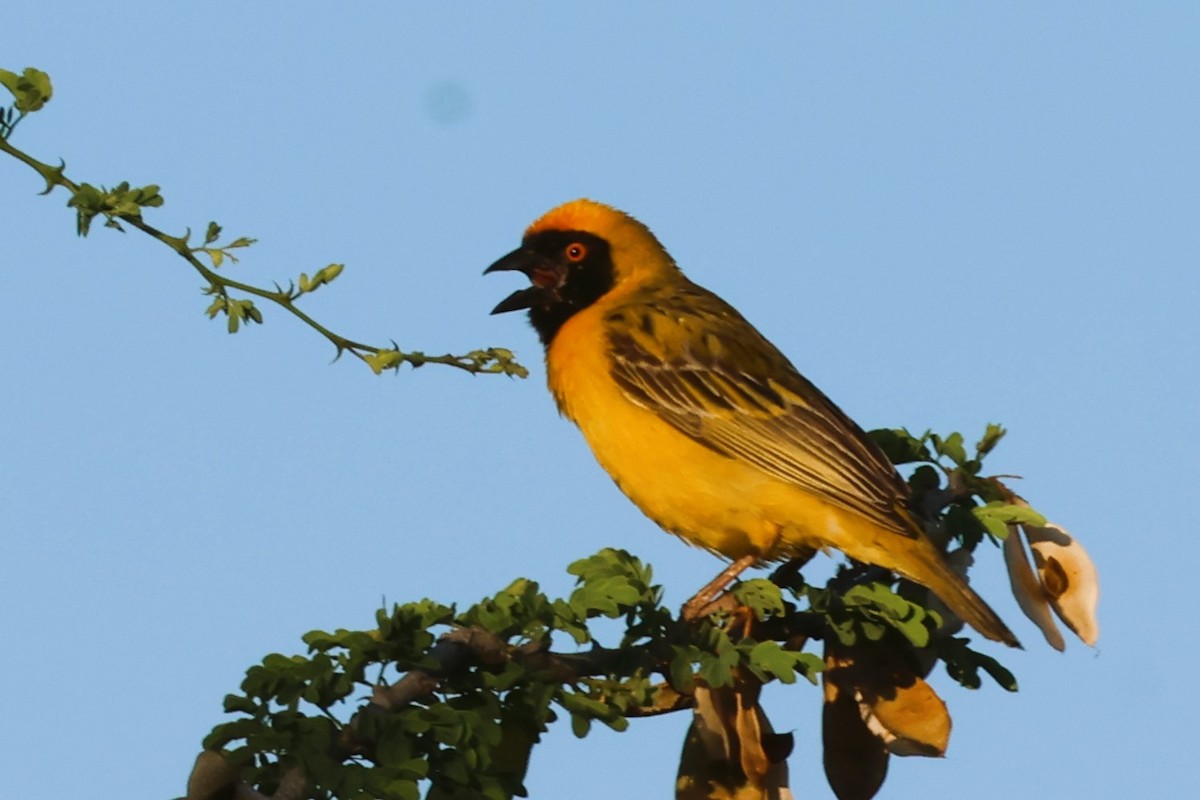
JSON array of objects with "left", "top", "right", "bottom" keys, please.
[{"left": 565, "top": 243, "right": 587, "bottom": 262}]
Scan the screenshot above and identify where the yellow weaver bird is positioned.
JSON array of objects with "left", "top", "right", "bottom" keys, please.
[{"left": 486, "top": 199, "right": 1018, "bottom": 647}]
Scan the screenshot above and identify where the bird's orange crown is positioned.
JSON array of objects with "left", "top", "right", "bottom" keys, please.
[{"left": 525, "top": 198, "right": 628, "bottom": 238}]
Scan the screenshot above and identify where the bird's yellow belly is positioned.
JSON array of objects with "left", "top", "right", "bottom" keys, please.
[{"left": 547, "top": 312, "right": 847, "bottom": 562}]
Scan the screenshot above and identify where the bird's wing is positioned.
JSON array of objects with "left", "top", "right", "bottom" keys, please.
[{"left": 606, "top": 285, "right": 917, "bottom": 538}]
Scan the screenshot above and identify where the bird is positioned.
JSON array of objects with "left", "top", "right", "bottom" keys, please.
[{"left": 485, "top": 198, "right": 1018, "bottom": 647}]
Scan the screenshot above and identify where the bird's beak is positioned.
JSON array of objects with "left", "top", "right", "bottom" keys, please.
[{"left": 484, "top": 247, "right": 563, "bottom": 315}]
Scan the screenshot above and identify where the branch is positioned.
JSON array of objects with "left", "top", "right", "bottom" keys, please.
[
  {"left": 0, "top": 134, "right": 528, "bottom": 378},
  {"left": 191, "top": 626, "right": 687, "bottom": 800}
]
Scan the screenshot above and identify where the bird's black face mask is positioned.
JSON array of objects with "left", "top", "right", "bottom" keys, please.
[{"left": 485, "top": 230, "right": 613, "bottom": 344}]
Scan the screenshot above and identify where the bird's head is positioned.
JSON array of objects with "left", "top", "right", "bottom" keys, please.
[{"left": 485, "top": 199, "right": 678, "bottom": 344}]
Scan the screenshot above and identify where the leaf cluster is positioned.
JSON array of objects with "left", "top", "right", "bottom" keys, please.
[
  {"left": 199, "top": 549, "right": 823, "bottom": 799},
  {"left": 196, "top": 422, "right": 1034, "bottom": 798},
  {"left": 0, "top": 66, "right": 51, "bottom": 137},
  {"left": 870, "top": 424, "right": 1044, "bottom": 549},
  {"left": 67, "top": 181, "right": 164, "bottom": 235}
]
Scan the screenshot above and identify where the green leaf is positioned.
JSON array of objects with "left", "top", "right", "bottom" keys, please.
[
  {"left": 859, "top": 620, "right": 887, "bottom": 641},
  {"left": 297, "top": 263, "right": 345, "bottom": 295},
  {"left": 830, "top": 617, "right": 858, "bottom": 647},
  {"left": 931, "top": 432, "right": 967, "bottom": 465},
  {"left": 746, "top": 640, "right": 801, "bottom": 684},
  {"left": 593, "top": 575, "right": 642, "bottom": 609},
  {"left": 202, "top": 719, "right": 263, "bottom": 750},
  {"left": 793, "top": 652, "right": 824, "bottom": 684},
  {"left": 381, "top": 779, "right": 420, "bottom": 800},
  {"left": 557, "top": 690, "right": 614, "bottom": 720},
  {"left": 696, "top": 644, "right": 738, "bottom": 688},
  {"left": 868, "top": 427, "right": 933, "bottom": 465},
  {"left": 975, "top": 423, "right": 1007, "bottom": 457},
  {"left": 973, "top": 502, "right": 1046, "bottom": 540},
  {"left": 484, "top": 661, "right": 527, "bottom": 693},
  {"left": 602, "top": 714, "right": 629, "bottom": 732},
  {"left": 222, "top": 694, "right": 259, "bottom": 715},
  {"left": 733, "top": 578, "right": 786, "bottom": 619},
  {"left": 567, "top": 548, "right": 629, "bottom": 582},
  {"left": 365, "top": 349, "right": 404, "bottom": 374},
  {"left": 550, "top": 599, "right": 590, "bottom": 645},
  {"left": 0, "top": 67, "right": 53, "bottom": 113},
  {"left": 893, "top": 613, "right": 932, "bottom": 649},
  {"left": 843, "top": 582, "right": 906, "bottom": 615},
  {"left": 842, "top": 581, "right": 938, "bottom": 648},
  {"left": 399, "top": 709, "right": 431, "bottom": 735}
]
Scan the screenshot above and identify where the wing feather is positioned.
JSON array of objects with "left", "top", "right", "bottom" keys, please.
[{"left": 607, "top": 285, "right": 916, "bottom": 537}]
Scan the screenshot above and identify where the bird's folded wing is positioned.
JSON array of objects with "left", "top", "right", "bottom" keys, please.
[{"left": 607, "top": 293, "right": 916, "bottom": 538}]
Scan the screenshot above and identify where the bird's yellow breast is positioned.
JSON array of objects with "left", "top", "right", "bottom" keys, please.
[{"left": 545, "top": 298, "right": 846, "bottom": 562}]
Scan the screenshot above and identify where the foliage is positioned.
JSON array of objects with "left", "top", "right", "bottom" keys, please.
[{"left": 180, "top": 423, "right": 1030, "bottom": 800}]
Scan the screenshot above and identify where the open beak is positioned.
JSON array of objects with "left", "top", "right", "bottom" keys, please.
[{"left": 484, "top": 247, "right": 563, "bottom": 315}]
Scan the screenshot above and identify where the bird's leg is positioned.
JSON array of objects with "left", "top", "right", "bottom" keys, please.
[{"left": 681, "top": 554, "right": 758, "bottom": 621}]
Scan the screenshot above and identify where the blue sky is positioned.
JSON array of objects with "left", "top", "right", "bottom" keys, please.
[{"left": 2, "top": 3, "right": 1196, "bottom": 798}]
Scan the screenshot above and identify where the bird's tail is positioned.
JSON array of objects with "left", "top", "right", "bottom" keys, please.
[{"left": 902, "top": 540, "right": 1021, "bottom": 648}]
